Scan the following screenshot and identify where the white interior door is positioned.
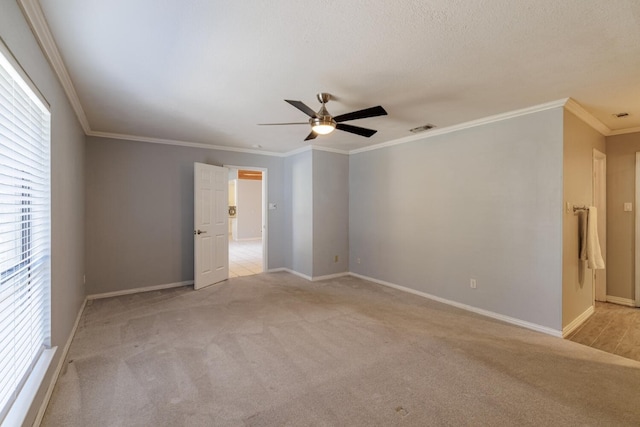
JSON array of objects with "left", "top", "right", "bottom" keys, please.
[
  {"left": 593, "top": 149, "right": 606, "bottom": 302},
  {"left": 635, "top": 153, "right": 640, "bottom": 307},
  {"left": 194, "top": 163, "right": 229, "bottom": 290}
]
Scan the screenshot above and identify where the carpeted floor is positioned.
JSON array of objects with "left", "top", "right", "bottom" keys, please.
[{"left": 42, "top": 272, "right": 640, "bottom": 426}]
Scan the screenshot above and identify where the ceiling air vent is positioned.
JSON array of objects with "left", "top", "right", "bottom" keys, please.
[{"left": 410, "top": 124, "right": 436, "bottom": 133}]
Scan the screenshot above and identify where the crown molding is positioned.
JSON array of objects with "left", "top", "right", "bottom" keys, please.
[
  {"left": 608, "top": 126, "right": 640, "bottom": 136},
  {"left": 349, "top": 99, "right": 569, "bottom": 155},
  {"left": 18, "top": 0, "right": 91, "bottom": 133},
  {"left": 563, "top": 98, "right": 611, "bottom": 136},
  {"left": 86, "top": 130, "right": 287, "bottom": 157},
  {"left": 310, "top": 145, "right": 349, "bottom": 155},
  {"left": 88, "top": 130, "right": 349, "bottom": 157},
  {"left": 283, "top": 145, "right": 312, "bottom": 157},
  {"left": 282, "top": 144, "right": 349, "bottom": 157}
]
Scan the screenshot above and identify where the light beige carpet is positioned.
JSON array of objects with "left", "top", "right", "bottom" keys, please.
[{"left": 43, "top": 272, "right": 640, "bottom": 426}]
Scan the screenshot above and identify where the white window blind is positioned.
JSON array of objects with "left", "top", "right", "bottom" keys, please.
[{"left": 0, "top": 45, "right": 51, "bottom": 423}]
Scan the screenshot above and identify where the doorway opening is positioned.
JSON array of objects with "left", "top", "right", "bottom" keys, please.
[
  {"left": 593, "top": 149, "right": 606, "bottom": 303},
  {"left": 226, "top": 166, "right": 267, "bottom": 277}
]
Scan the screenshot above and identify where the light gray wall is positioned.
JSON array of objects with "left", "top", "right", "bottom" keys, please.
[
  {"left": 606, "top": 131, "right": 640, "bottom": 301},
  {"left": 349, "top": 108, "right": 564, "bottom": 331},
  {"left": 1, "top": 3, "right": 86, "bottom": 425},
  {"left": 562, "top": 110, "right": 606, "bottom": 327},
  {"left": 313, "top": 150, "right": 349, "bottom": 276},
  {"left": 85, "top": 136, "right": 286, "bottom": 294},
  {"left": 284, "top": 150, "right": 313, "bottom": 276}
]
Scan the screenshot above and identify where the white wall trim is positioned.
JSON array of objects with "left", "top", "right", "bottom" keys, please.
[
  {"left": 32, "top": 297, "right": 87, "bottom": 427},
  {"left": 311, "top": 272, "right": 350, "bottom": 282},
  {"left": 564, "top": 98, "right": 611, "bottom": 136},
  {"left": 308, "top": 145, "right": 349, "bottom": 155},
  {"left": 87, "top": 280, "right": 192, "bottom": 300},
  {"left": 78, "top": 99, "right": 640, "bottom": 158},
  {"left": 609, "top": 126, "right": 640, "bottom": 136},
  {"left": 606, "top": 295, "right": 636, "bottom": 307},
  {"left": 275, "top": 268, "right": 313, "bottom": 281},
  {"left": 265, "top": 268, "right": 349, "bottom": 282},
  {"left": 562, "top": 305, "right": 594, "bottom": 338},
  {"left": 87, "top": 130, "right": 287, "bottom": 157},
  {"left": 349, "top": 272, "right": 563, "bottom": 337},
  {"left": 87, "top": 131, "right": 352, "bottom": 157},
  {"left": 636, "top": 152, "right": 640, "bottom": 308},
  {"left": 284, "top": 145, "right": 313, "bottom": 157},
  {"left": 17, "top": 0, "right": 91, "bottom": 133},
  {"left": 348, "top": 99, "right": 570, "bottom": 155}
]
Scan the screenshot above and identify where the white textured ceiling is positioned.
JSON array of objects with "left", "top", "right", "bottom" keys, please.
[{"left": 36, "top": 0, "right": 640, "bottom": 153}]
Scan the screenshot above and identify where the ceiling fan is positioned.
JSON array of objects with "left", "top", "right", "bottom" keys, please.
[{"left": 259, "top": 93, "right": 387, "bottom": 141}]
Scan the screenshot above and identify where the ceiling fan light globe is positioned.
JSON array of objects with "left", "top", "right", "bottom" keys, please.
[
  {"left": 312, "top": 124, "right": 335, "bottom": 135},
  {"left": 310, "top": 117, "right": 336, "bottom": 135}
]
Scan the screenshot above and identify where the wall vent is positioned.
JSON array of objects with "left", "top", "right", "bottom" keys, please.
[{"left": 409, "top": 124, "right": 436, "bottom": 133}]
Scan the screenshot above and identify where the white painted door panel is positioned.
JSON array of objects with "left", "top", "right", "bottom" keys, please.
[{"left": 194, "top": 163, "right": 228, "bottom": 290}]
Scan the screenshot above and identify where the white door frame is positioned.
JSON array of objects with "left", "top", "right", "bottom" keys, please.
[
  {"left": 593, "top": 149, "right": 606, "bottom": 303},
  {"left": 635, "top": 153, "right": 640, "bottom": 307},
  {"left": 224, "top": 165, "right": 268, "bottom": 272}
]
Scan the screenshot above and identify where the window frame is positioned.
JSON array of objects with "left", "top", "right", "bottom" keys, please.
[{"left": 0, "top": 36, "right": 54, "bottom": 427}]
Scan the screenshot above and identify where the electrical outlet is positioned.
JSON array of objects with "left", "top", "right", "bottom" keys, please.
[
  {"left": 470, "top": 278, "right": 477, "bottom": 289},
  {"left": 357, "top": 258, "right": 361, "bottom": 264},
  {"left": 83, "top": 274, "right": 86, "bottom": 285},
  {"left": 334, "top": 255, "right": 339, "bottom": 263}
]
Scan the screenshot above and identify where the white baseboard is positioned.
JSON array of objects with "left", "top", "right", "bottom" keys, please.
[
  {"left": 277, "top": 268, "right": 313, "bottom": 281},
  {"left": 265, "top": 268, "right": 348, "bottom": 282},
  {"left": 33, "top": 297, "right": 87, "bottom": 427},
  {"left": 87, "top": 280, "right": 193, "bottom": 300},
  {"left": 606, "top": 295, "right": 636, "bottom": 307},
  {"left": 310, "top": 272, "right": 350, "bottom": 282},
  {"left": 349, "top": 272, "right": 563, "bottom": 338},
  {"left": 562, "top": 305, "right": 594, "bottom": 338}
]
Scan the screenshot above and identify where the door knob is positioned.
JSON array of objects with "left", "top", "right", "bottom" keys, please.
[{"left": 194, "top": 229, "right": 207, "bottom": 235}]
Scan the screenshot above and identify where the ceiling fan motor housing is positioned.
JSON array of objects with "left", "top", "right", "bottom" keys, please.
[{"left": 317, "top": 92, "right": 331, "bottom": 104}]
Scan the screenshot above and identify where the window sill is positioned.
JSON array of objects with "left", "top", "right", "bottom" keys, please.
[{"left": 2, "top": 347, "right": 57, "bottom": 427}]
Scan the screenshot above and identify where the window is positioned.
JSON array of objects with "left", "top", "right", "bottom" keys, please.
[{"left": 0, "top": 43, "right": 51, "bottom": 423}]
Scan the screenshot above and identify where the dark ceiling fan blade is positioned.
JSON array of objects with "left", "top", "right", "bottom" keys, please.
[
  {"left": 258, "top": 122, "right": 308, "bottom": 125},
  {"left": 336, "top": 123, "right": 377, "bottom": 137},
  {"left": 285, "top": 100, "right": 318, "bottom": 118},
  {"left": 304, "top": 131, "right": 318, "bottom": 141},
  {"left": 333, "top": 105, "right": 387, "bottom": 123}
]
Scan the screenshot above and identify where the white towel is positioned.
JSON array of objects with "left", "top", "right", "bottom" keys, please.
[{"left": 586, "top": 206, "right": 605, "bottom": 269}]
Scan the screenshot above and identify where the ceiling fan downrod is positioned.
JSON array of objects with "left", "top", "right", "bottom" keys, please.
[{"left": 309, "top": 92, "right": 336, "bottom": 134}]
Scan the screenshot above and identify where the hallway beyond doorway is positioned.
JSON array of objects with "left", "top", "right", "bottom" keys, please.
[
  {"left": 229, "top": 238, "right": 263, "bottom": 277},
  {"left": 567, "top": 302, "right": 640, "bottom": 362}
]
